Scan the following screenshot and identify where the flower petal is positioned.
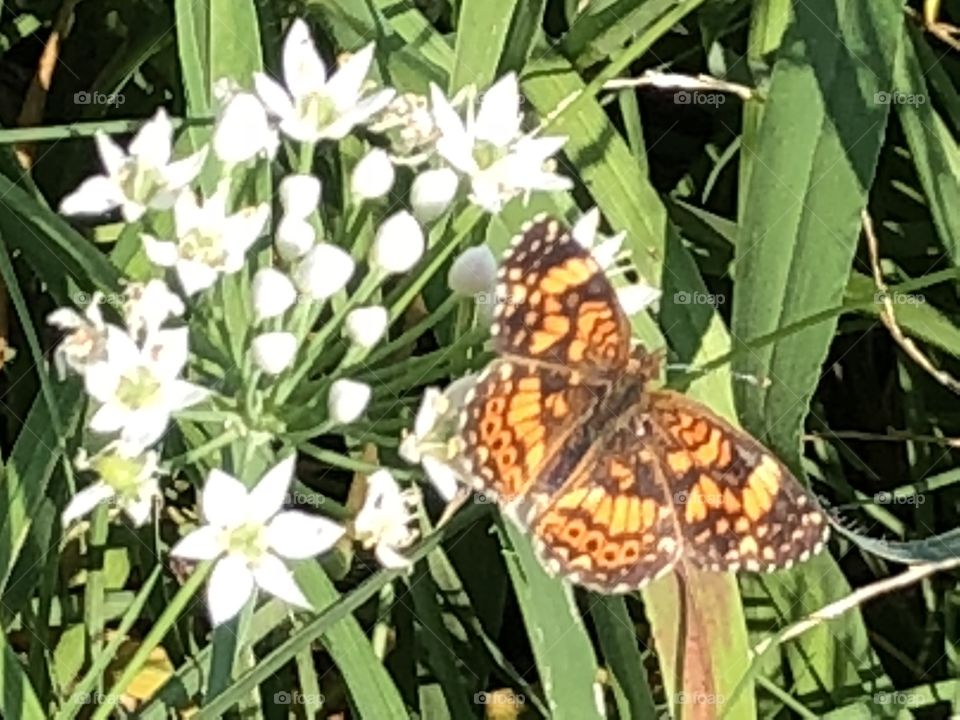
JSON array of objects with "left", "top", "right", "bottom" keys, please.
[
  {"left": 245, "top": 455, "right": 296, "bottom": 522},
  {"left": 62, "top": 482, "right": 115, "bottom": 525},
  {"left": 161, "top": 147, "right": 209, "bottom": 191},
  {"left": 267, "top": 511, "right": 345, "bottom": 559},
  {"left": 431, "top": 84, "right": 476, "bottom": 175},
  {"left": 326, "top": 44, "right": 374, "bottom": 110},
  {"left": 129, "top": 108, "right": 173, "bottom": 168},
  {"left": 279, "top": 174, "right": 321, "bottom": 220},
  {"left": 171, "top": 525, "right": 223, "bottom": 560},
  {"left": 475, "top": 73, "right": 522, "bottom": 147},
  {"left": 59, "top": 175, "right": 124, "bottom": 216},
  {"left": 142, "top": 235, "right": 179, "bottom": 267},
  {"left": 422, "top": 456, "right": 461, "bottom": 502},
  {"left": 254, "top": 72, "right": 296, "bottom": 120},
  {"left": 94, "top": 133, "right": 128, "bottom": 176},
  {"left": 253, "top": 553, "right": 311, "bottom": 609},
  {"left": 88, "top": 403, "right": 128, "bottom": 434},
  {"left": 282, "top": 19, "right": 327, "bottom": 99},
  {"left": 207, "top": 555, "right": 255, "bottom": 625},
  {"left": 176, "top": 259, "right": 220, "bottom": 297},
  {"left": 252, "top": 332, "right": 298, "bottom": 375},
  {"left": 202, "top": 469, "right": 249, "bottom": 528}
]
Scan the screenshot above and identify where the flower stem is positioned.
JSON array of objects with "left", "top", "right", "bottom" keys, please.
[{"left": 91, "top": 562, "right": 211, "bottom": 720}]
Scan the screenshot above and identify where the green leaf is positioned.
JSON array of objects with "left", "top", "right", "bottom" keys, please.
[
  {"left": 449, "top": 0, "right": 518, "bottom": 93},
  {"left": 0, "top": 630, "right": 45, "bottom": 719},
  {"left": 590, "top": 597, "right": 656, "bottom": 719},
  {"left": 498, "top": 522, "right": 604, "bottom": 720},
  {"left": 894, "top": 25, "right": 960, "bottom": 264},
  {"left": 732, "top": 0, "right": 902, "bottom": 706}
]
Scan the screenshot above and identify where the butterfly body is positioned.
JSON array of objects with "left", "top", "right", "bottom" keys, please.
[{"left": 458, "top": 215, "right": 828, "bottom": 593}]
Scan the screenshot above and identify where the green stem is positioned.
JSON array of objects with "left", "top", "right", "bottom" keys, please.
[
  {"left": 83, "top": 505, "right": 110, "bottom": 684},
  {"left": 165, "top": 428, "right": 241, "bottom": 470},
  {"left": 58, "top": 567, "right": 162, "bottom": 720},
  {"left": 91, "top": 563, "right": 212, "bottom": 720}
]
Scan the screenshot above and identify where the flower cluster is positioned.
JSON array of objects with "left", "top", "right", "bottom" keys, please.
[{"left": 51, "top": 17, "right": 576, "bottom": 626}]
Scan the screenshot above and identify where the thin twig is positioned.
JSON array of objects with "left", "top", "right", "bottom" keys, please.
[
  {"left": 905, "top": 6, "right": 960, "bottom": 53},
  {"left": 753, "top": 557, "right": 960, "bottom": 656},
  {"left": 604, "top": 70, "right": 757, "bottom": 101},
  {"left": 862, "top": 209, "right": 960, "bottom": 394},
  {"left": 805, "top": 429, "right": 960, "bottom": 448}
]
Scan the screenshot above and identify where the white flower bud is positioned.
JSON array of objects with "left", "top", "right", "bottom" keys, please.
[
  {"left": 345, "top": 306, "right": 389, "bottom": 348},
  {"left": 370, "top": 211, "right": 424, "bottom": 275},
  {"left": 279, "top": 174, "right": 321, "bottom": 220},
  {"left": 276, "top": 216, "right": 316, "bottom": 261},
  {"left": 328, "top": 378, "right": 371, "bottom": 424},
  {"left": 411, "top": 168, "right": 458, "bottom": 222},
  {"left": 252, "top": 268, "right": 297, "bottom": 321},
  {"left": 617, "top": 283, "right": 662, "bottom": 315},
  {"left": 351, "top": 148, "right": 395, "bottom": 200},
  {"left": 252, "top": 332, "right": 298, "bottom": 374},
  {"left": 447, "top": 245, "right": 497, "bottom": 297},
  {"left": 293, "top": 243, "right": 355, "bottom": 299}
]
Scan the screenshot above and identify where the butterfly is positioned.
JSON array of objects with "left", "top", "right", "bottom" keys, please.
[{"left": 457, "top": 215, "right": 828, "bottom": 592}]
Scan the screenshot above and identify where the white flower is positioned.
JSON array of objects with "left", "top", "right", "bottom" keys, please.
[
  {"left": 254, "top": 20, "right": 395, "bottom": 142},
  {"left": 252, "top": 332, "right": 298, "bottom": 374},
  {"left": 448, "top": 245, "right": 497, "bottom": 297},
  {"left": 213, "top": 92, "right": 279, "bottom": 164},
  {"left": 352, "top": 470, "right": 419, "bottom": 568},
  {"left": 62, "top": 443, "right": 161, "bottom": 527},
  {"left": 253, "top": 268, "right": 297, "bottom": 321},
  {"left": 398, "top": 378, "right": 475, "bottom": 502},
  {"left": 430, "top": 73, "right": 571, "bottom": 212},
  {"left": 143, "top": 183, "right": 269, "bottom": 296},
  {"left": 84, "top": 326, "right": 210, "bottom": 450},
  {"left": 572, "top": 207, "right": 625, "bottom": 269},
  {"left": 48, "top": 294, "right": 109, "bottom": 378},
  {"left": 344, "top": 306, "right": 388, "bottom": 348},
  {"left": 276, "top": 217, "right": 316, "bottom": 261},
  {"left": 123, "top": 280, "right": 185, "bottom": 338},
  {"left": 370, "top": 211, "right": 424, "bottom": 274},
  {"left": 60, "top": 109, "right": 208, "bottom": 222},
  {"left": 328, "top": 378, "right": 371, "bottom": 424},
  {"left": 410, "top": 167, "right": 458, "bottom": 222},
  {"left": 352, "top": 148, "right": 395, "bottom": 199},
  {"left": 293, "top": 243, "right": 355, "bottom": 299},
  {"left": 617, "top": 283, "right": 662, "bottom": 315},
  {"left": 279, "top": 174, "right": 321, "bottom": 220},
  {"left": 171, "top": 457, "right": 345, "bottom": 625}
]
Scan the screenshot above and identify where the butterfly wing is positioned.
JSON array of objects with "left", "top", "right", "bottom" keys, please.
[
  {"left": 645, "top": 390, "right": 829, "bottom": 572},
  {"left": 492, "top": 215, "right": 633, "bottom": 372}
]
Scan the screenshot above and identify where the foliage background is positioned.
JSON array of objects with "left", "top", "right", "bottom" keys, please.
[{"left": 1, "top": 0, "right": 960, "bottom": 718}]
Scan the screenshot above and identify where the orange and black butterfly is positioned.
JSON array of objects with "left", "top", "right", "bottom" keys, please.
[{"left": 458, "top": 215, "right": 828, "bottom": 592}]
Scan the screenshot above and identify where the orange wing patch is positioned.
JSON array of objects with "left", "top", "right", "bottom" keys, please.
[
  {"left": 527, "top": 430, "right": 681, "bottom": 592},
  {"left": 646, "top": 390, "right": 828, "bottom": 573},
  {"left": 491, "top": 217, "right": 633, "bottom": 371},
  {"left": 459, "top": 360, "right": 602, "bottom": 503}
]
